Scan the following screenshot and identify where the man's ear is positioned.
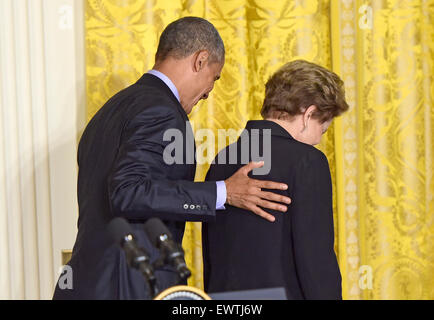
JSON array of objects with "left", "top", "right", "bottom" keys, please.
[{"left": 193, "top": 50, "right": 210, "bottom": 73}]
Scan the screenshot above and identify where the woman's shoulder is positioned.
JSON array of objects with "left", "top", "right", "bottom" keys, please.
[
  {"left": 276, "top": 137, "right": 330, "bottom": 172},
  {"left": 280, "top": 136, "right": 327, "bottom": 160}
]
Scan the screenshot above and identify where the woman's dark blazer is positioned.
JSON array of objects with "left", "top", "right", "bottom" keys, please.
[{"left": 202, "top": 120, "right": 342, "bottom": 300}]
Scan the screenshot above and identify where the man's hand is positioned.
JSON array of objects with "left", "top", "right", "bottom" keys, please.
[{"left": 224, "top": 161, "right": 291, "bottom": 222}]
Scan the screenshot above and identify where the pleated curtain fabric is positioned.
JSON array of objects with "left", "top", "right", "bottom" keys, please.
[
  {"left": 84, "top": 0, "right": 434, "bottom": 299},
  {"left": 0, "top": 0, "right": 85, "bottom": 299}
]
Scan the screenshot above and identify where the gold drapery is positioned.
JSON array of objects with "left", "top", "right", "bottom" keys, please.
[{"left": 85, "top": 0, "right": 434, "bottom": 299}]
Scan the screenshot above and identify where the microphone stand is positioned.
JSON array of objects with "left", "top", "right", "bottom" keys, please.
[{"left": 133, "top": 255, "right": 159, "bottom": 298}]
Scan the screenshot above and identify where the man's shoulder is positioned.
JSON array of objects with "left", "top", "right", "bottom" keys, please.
[
  {"left": 100, "top": 74, "right": 179, "bottom": 109},
  {"left": 102, "top": 81, "right": 183, "bottom": 123},
  {"left": 119, "top": 82, "right": 178, "bottom": 111}
]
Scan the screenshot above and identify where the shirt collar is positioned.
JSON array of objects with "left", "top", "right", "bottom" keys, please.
[
  {"left": 146, "top": 69, "right": 180, "bottom": 103},
  {"left": 245, "top": 120, "right": 295, "bottom": 140}
]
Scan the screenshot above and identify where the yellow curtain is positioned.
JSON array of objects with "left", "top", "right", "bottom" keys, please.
[{"left": 85, "top": 0, "right": 434, "bottom": 299}]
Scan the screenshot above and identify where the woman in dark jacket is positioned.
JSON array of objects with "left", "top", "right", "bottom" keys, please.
[{"left": 202, "top": 60, "right": 349, "bottom": 300}]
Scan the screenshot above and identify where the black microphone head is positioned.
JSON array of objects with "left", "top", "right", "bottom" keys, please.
[
  {"left": 107, "top": 217, "right": 134, "bottom": 245},
  {"left": 143, "top": 218, "right": 172, "bottom": 247}
]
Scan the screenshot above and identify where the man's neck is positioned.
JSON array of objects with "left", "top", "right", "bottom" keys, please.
[{"left": 153, "top": 58, "right": 192, "bottom": 111}]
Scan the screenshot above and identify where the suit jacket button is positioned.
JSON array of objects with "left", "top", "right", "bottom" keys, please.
[
  {"left": 196, "top": 205, "right": 201, "bottom": 210},
  {"left": 183, "top": 204, "right": 189, "bottom": 210},
  {"left": 190, "top": 204, "right": 195, "bottom": 210}
]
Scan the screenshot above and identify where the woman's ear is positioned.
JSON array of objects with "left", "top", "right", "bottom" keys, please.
[{"left": 303, "top": 105, "right": 317, "bottom": 127}]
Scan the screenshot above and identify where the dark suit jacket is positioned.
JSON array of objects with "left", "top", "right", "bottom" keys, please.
[
  {"left": 53, "top": 74, "right": 217, "bottom": 299},
  {"left": 202, "top": 120, "right": 342, "bottom": 300}
]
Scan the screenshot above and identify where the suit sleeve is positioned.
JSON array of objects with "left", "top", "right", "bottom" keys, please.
[
  {"left": 290, "top": 149, "right": 342, "bottom": 299},
  {"left": 107, "top": 104, "right": 217, "bottom": 222}
]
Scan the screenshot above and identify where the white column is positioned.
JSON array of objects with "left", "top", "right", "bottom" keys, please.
[
  {"left": 0, "top": 0, "right": 26, "bottom": 300},
  {"left": 42, "top": 0, "right": 86, "bottom": 297},
  {"left": 0, "top": 0, "right": 85, "bottom": 299}
]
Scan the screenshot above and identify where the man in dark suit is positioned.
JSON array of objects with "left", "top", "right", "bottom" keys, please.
[
  {"left": 53, "top": 17, "right": 291, "bottom": 299},
  {"left": 203, "top": 60, "right": 348, "bottom": 300}
]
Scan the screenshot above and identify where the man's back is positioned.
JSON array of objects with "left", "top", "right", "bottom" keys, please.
[
  {"left": 53, "top": 74, "right": 198, "bottom": 299},
  {"left": 203, "top": 120, "right": 342, "bottom": 300}
]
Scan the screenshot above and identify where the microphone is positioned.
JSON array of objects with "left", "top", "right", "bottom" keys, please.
[
  {"left": 143, "top": 218, "right": 191, "bottom": 281},
  {"left": 108, "top": 217, "right": 158, "bottom": 296}
]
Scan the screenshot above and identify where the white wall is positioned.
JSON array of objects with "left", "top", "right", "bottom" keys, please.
[{"left": 0, "top": 0, "right": 85, "bottom": 299}]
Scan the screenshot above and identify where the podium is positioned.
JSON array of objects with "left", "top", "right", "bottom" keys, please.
[
  {"left": 154, "top": 286, "right": 287, "bottom": 300},
  {"left": 210, "top": 287, "right": 287, "bottom": 300}
]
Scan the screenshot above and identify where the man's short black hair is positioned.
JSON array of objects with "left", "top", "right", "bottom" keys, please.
[{"left": 155, "top": 16, "right": 225, "bottom": 64}]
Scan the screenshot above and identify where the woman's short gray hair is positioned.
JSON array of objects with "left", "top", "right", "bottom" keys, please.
[{"left": 155, "top": 17, "right": 225, "bottom": 64}]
